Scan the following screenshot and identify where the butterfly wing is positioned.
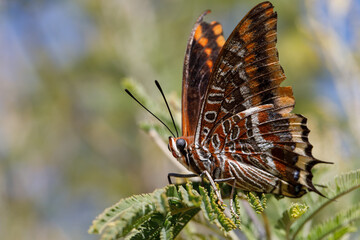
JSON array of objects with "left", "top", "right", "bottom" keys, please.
[
  {"left": 194, "top": 2, "right": 328, "bottom": 196},
  {"left": 208, "top": 104, "right": 326, "bottom": 196},
  {"left": 195, "top": 1, "right": 292, "bottom": 144},
  {"left": 182, "top": 11, "right": 225, "bottom": 137}
]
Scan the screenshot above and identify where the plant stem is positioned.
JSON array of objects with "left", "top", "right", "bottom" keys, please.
[
  {"left": 242, "top": 199, "right": 266, "bottom": 239},
  {"left": 291, "top": 185, "right": 360, "bottom": 240},
  {"left": 261, "top": 212, "right": 271, "bottom": 240}
]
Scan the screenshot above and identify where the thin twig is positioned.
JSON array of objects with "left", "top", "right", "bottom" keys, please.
[
  {"left": 291, "top": 184, "right": 360, "bottom": 239},
  {"left": 242, "top": 199, "right": 266, "bottom": 240},
  {"left": 261, "top": 212, "right": 271, "bottom": 240},
  {"left": 148, "top": 128, "right": 187, "bottom": 172}
]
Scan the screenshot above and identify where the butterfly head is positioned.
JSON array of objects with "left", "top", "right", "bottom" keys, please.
[{"left": 168, "top": 137, "right": 190, "bottom": 167}]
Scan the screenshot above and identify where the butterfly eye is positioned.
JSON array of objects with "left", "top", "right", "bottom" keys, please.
[{"left": 176, "top": 138, "right": 186, "bottom": 152}]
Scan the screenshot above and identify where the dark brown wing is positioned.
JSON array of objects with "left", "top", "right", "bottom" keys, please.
[
  {"left": 194, "top": 2, "right": 330, "bottom": 196},
  {"left": 207, "top": 104, "right": 328, "bottom": 197},
  {"left": 195, "top": 1, "right": 292, "bottom": 144},
  {"left": 182, "top": 11, "right": 225, "bottom": 137}
]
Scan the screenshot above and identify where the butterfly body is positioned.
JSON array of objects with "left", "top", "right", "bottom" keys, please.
[{"left": 168, "top": 1, "right": 329, "bottom": 199}]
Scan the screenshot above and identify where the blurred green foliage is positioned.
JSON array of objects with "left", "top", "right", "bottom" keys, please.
[
  {"left": 0, "top": 0, "right": 359, "bottom": 239},
  {"left": 89, "top": 170, "right": 360, "bottom": 239}
]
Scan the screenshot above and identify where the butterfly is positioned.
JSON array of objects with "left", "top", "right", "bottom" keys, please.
[{"left": 166, "top": 1, "right": 331, "bottom": 206}]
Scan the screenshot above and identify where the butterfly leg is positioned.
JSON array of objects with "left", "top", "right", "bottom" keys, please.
[
  {"left": 200, "top": 171, "right": 224, "bottom": 205},
  {"left": 214, "top": 177, "right": 235, "bottom": 183},
  {"left": 167, "top": 173, "right": 198, "bottom": 184},
  {"left": 229, "top": 180, "right": 240, "bottom": 219},
  {"left": 214, "top": 177, "right": 239, "bottom": 218}
]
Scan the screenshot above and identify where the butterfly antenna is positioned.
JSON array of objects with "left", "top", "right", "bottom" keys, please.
[
  {"left": 125, "top": 89, "right": 176, "bottom": 138},
  {"left": 155, "top": 80, "right": 179, "bottom": 138}
]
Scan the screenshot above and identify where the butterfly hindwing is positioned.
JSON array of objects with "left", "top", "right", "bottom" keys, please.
[
  {"left": 182, "top": 11, "right": 225, "bottom": 137},
  {"left": 207, "top": 104, "right": 325, "bottom": 196}
]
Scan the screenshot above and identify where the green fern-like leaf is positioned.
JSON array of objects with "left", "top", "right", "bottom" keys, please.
[
  {"left": 327, "top": 226, "right": 357, "bottom": 240},
  {"left": 246, "top": 192, "right": 267, "bottom": 214},
  {"left": 100, "top": 200, "right": 159, "bottom": 239},
  {"left": 275, "top": 207, "right": 291, "bottom": 230},
  {"left": 290, "top": 203, "right": 309, "bottom": 219},
  {"left": 89, "top": 193, "right": 156, "bottom": 235},
  {"left": 199, "top": 186, "right": 216, "bottom": 222},
  {"left": 171, "top": 208, "right": 201, "bottom": 238},
  {"left": 275, "top": 202, "right": 308, "bottom": 239},
  {"left": 300, "top": 203, "right": 360, "bottom": 240},
  {"left": 231, "top": 194, "right": 242, "bottom": 227},
  {"left": 160, "top": 213, "right": 174, "bottom": 240},
  {"left": 208, "top": 188, "right": 237, "bottom": 232},
  {"left": 125, "top": 213, "right": 165, "bottom": 240},
  {"left": 291, "top": 169, "right": 360, "bottom": 240},
  {"left": 89, "top": 182, "right": 239, "bottom": 239},
  {"left": 197, "top": 185, "right": 237, "bottom": 233}
]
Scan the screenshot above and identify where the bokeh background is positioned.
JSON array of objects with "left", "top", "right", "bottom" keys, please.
[{"left": 1, "top": 0, "right": 360, "bottom": 239}]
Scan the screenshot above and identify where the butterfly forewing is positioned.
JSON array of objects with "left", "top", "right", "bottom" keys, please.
[
  {"left": 195, "top": 2, "right": 295, "bottom": 145},
  {"left": 182, "top": 11, "right": 225, "bottom": 137}
]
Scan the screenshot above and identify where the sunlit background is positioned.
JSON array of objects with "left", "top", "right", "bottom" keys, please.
[{"left": 1, "top": 0, "right": 359, "bottom": 239}]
